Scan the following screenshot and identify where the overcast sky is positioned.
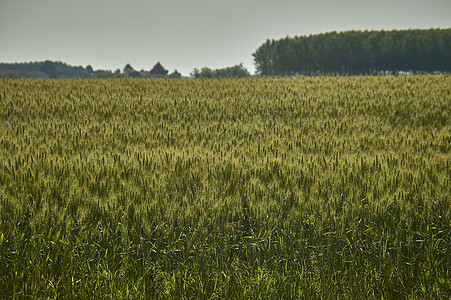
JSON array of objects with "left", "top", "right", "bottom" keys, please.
[{"left": 1, "top": 0, "right": 451, "bottom": 76}]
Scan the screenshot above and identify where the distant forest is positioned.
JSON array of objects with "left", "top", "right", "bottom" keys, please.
[
  {"left": 253, "top": 28, "right": 451, "bottom": 76},
  {"left": 0, "top": 60, "right": 252, "bottom": 79},
  {"left": 0, "top": 61, "right": 182, "bottom": 79},
  {"left": 2, "top": 28, "right": 450, "bottom": 78}
]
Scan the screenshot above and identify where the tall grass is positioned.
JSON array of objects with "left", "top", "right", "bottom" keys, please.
[{"left": 0, "top": 76, "right": 450, "bottom": 298}]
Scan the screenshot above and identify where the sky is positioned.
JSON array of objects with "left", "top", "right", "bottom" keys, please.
[{"left": 1, "top": 0, "right": 451, "bottom": 76}]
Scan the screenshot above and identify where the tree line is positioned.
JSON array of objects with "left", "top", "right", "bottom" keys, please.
[
  {"left": 190, "top": 64, "right": 250, "bottom": 78},
  {"left": 3, "top": 28, "right": 450, "bottom": 78},
  {"left": 0, "top": 61, "right": 182, "bottom": 79},
  {"left": 0, "top": 61, "right": 251, "bottom": 79},
  {"left": 253, "top": 28, "right": 451, "bottom": 76}
]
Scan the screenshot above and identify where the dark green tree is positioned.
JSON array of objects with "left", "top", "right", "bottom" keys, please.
[
  {"left": 113, "top": 69, "right": 121, "bottom": 78},
  {"left": 93, "top": 70, "right": 114, "bottom": 78},
  {"left": 128, "top": 71, "right": 142, "bottom": 78},
  {"left": 123, "top": 64, "right": 134, "bottom": 75},
  {"left": 253, "top": 28, "right": 451, "bottom": 76},
  {"left": 0, "top": 61, "right": 116, "bottom": 79},
  {"left": 168, "top": 70, "right": 182, "bottom": 78},
  {"left": 191, "top": 64, "right": 250, "bottom": 78},
  {"left": 149, "top": 62, "right": 168, "bottom": 77},
  {"left": 197, "top": 67, "right": 214, "bottom": 78},
  {"left": 86, "top": 65, "right": 94, "bottom": 77},
  {"left": 215, "top": 63, "right": 250, "bottom": 78},
  {"left": 190, "top": 68, "right": 200, "bottom": 78},
  {"left": 40, "top": 60, "right": 57, "bottom": 78}
]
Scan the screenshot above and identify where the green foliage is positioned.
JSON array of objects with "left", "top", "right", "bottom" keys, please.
[
  {"left": 0, "top": 61, "right": 113, "bottom": 79},
  {"left": 40, "top": 60, "right": 57, "bottom": 79},
  {"left": 253, "top": 28, "right": 451, "bottom": 76},
  {"left": 168, "top": 70, "right": 182, "bottom": 79},
  {"left": 128, "top": 71, "right": 142, "bottom": 78},
  {"left": 192, "top": 63, "right": 250, "bottom": 78},
  {"left": 149, "top": 62, "right": 169, "bottom": 77},
  {"left": 0, "top": 76, "right": 450, "bottom": 298}
]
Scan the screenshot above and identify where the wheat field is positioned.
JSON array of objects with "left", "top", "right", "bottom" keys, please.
[{"left": 0, "top": 76, "right": 450, "bottom": 298}]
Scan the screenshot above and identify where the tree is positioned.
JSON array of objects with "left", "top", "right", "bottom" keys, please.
[
  {"left": 253, "top": 29, "right": 451, "bottom": 76},
  {"left": 168, "top": 70, "right": 182, "bottom": 78},
  {"left": 252, "top": 39, "right": 275, "bottom": 76},
  {"left": 149, "top": 62, "right": 168, "bottom": 77},
  {"left": 191, "top": 64, "right": 250, "bottom": 78},
  {"left": 40, "top": 60, "right": 57, "bottom": 78},
  {"left": 86, "top": 65, "right": 94, "bottom": 74},
  {"left": 85, "top": 65, "right": 94, "bottom": 78},
  {"left": 0, "top": 61, "right": 118, "bottom": 79},
  {"left": 128, "top": 71, "right": 142, "bottom": 78},
  {"left": 190, "top": 68, "right": 200, "bottom": 78},
  {"left": 197, "top": 67, "right": 214, "bottom": 78},
  {"left": 93, "top": 70, "right": 114, "bottom": 78},
  {"left": 123, "top": 64, "right": 134, "bottom": 75},
  {"left": 215, "top": 63, "right": 250, "bottom": 78}
]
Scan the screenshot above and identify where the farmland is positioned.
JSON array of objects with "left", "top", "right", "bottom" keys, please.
[{"left": 0, "top": 76, "right": 450, "bottom": 298}]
